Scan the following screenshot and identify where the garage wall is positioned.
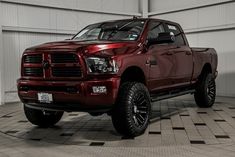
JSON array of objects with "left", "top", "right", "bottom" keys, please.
[
  {"left": 149, "top": 0, "right": 235, "bottom": 97},
  {"left": 0, "top": 2, "right": 4, "bottom": 105},
  {"left": 0, "top": 0, "right": 141, "bottom": 103}
]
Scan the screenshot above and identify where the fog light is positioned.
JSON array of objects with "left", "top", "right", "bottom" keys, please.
[{"left": 92, "top": 86, "right": 107, "bottom": 94}]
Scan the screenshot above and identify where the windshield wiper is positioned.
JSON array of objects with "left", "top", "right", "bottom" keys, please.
[{"left": 105, "top": 21, "right": 135, "bottom": 40}]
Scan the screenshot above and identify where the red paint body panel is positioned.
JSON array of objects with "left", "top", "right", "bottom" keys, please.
[
  {"left": 17, "top": 18, "right": 218, "bottom": 112},
  {"left": 18, "top": 78, "right": 120, "bottom": 111}
]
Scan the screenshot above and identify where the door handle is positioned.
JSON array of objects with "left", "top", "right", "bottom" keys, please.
[
  {"left": 166, "top": 51, "right": 174, "bottom": 55},
  {"left": 146, "top": 59, "right": 157, "bottom": 66},
  {"left": 185, "top": 51, "right": 192, "bottom": 55}
]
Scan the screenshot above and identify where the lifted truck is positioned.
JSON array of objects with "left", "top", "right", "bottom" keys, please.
[{"left": 18, "top": 18, "right": 218, "bottom": 137}]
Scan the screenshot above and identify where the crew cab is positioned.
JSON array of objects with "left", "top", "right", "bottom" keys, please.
[{"left": 18, "top": 18, "right": 218, "bottom": 137}]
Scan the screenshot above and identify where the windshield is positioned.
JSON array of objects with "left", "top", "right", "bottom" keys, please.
[{"left": 73, "top": 20, "right": 146, "bottom": 41}]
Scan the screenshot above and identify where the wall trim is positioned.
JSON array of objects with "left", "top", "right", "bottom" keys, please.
[
  {"left": 1, "top": 0, "right": 141, "bottom": 17},
  {"left": 185, "top": 23, "right": 235, "bottom": 34},
  {"left": 2, "top": 26, "right": 77, "bottom": 35},
  {"left": 149, "top": 0, "right": 234, "bottom": 16}
]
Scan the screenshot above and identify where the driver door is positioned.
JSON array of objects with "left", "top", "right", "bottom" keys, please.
[{"left": 147, "top": 21, "right": 175, "bottom": 93}]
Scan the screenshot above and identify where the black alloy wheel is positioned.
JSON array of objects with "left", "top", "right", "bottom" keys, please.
[{"left": 111, "top": 82, "right": 151, "bottom": 137}]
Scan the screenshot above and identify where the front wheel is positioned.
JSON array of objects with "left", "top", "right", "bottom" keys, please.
[
  {"left": 111, "top": 82, "right": 151, "bottom": 137},
  {"left": 24, "top": 105, "right": 64, "bottom": 128},
  {"left": 194, "top": 73, "right": 216, "bottom": 108}
]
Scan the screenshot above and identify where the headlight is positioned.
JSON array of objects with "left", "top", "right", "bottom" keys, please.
[{"left": 85, "top": 57, "right": 119, "bottom": 74}]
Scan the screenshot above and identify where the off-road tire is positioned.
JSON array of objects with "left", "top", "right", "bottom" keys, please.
[
  {"left": 194, "top": 73, "right": 216, "bottom": 108},
  {"left": 111, "top": 82, "right": 151, "bottom": 137},
  {"left": 24, "top": 105, "right": 64, "bottom": 128}
]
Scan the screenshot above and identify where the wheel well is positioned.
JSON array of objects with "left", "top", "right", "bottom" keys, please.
[
  {"left": 201, "top": 63, "right": 212, "bottom": 74},
  {"left": 121, "top": 66, "right": 146, "bottom": 85},
  {"left": 199, "top": 63, "right": 212, "bottom": 80}
]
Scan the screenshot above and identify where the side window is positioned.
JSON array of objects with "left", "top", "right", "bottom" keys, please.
[
  {"left": 166, "top": 24, "right": 185, "bottom": 46},
  {"left": 147, "top": 21, "right": 165, "bottom": 40}
]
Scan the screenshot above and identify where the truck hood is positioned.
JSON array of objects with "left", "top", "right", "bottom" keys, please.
[{"left": 25, "top": 40, "right": 140, "bottom": 56}]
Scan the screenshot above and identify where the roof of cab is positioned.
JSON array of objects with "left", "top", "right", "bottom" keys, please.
[{"left": 89, "top": 18, "right": 180, "bottom": 26}]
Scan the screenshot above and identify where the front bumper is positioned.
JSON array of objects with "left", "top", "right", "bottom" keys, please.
[{"left": 17, "top": 78, "right": 120, "bottom": 112}]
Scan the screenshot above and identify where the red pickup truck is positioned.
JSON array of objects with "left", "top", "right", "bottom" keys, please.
[{"left": 18, "top": 18, "right": 218, "bottom": 137}]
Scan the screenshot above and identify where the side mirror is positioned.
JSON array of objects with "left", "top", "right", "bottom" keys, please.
[{"left": 148, "top": 32, "right": 175, "bottom": 46}]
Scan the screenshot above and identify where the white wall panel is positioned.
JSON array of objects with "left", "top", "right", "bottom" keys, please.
[
  {"left": 197, "top": 5, "right": 226, "bottom": 28},
  {"left": 149, "top": 0, "right": 230, "bottom": 13},
  {"left": 2, "top": 32, "right": 20, "bottom": 102},
  {"left": 1, "top": 3, "right": 18, "bottom": 27},
  {"left": 51, "top": 0, "right": 78, "bottom": 9},
  {"left": 77, "top": 0, "right": 139, "bottom": 13},
  {"left": 56, "top": 10, "right": 78, "bottom": 31},
  {"left": 2, "top": 32, "right": 20, "bottom": 92},
  {"left": 2, "top": 0, "right": 140, "bottom": 15},
  {"left": 102, "top": 0, "right": 124, "bottom": 13},
  {"left": 150, "top": 0, "right": 196, "bottom": 13},
  {"left": 49, "top": 8, "right": 57, "bottom": 30},
  {"left": 151, "top": 2, "right": 235, "bottom": 31},
  {"left": 77, "top": 0, "right": 102, "bottom": 11},
  {"left": 18, "top": 5, "right": 51, "bottom": 29},
  {"left": 152, "top": 10, "right": 198, "bottom": 30},
  {"left": 0, "top": 2, "right": 4, "bottom": 105},
  {"left": 124, "top": 0, "right": 139, "bottom": 13},
  {"left": 226, "top": 2, "right": 235, "bottom": 23},
  {"left": 15, "top": 0, "right": 55, "bottom": 7},
  {"left": 1, "top": 2, "right": 133, "bottom": 31},
  {"left": 77, "top": 12, "right": 103, "bottom": 30}
]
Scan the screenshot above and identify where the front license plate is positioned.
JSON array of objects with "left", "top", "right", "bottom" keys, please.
[{"left": 38, "top": 93, "right": 53, "bottom": 103}]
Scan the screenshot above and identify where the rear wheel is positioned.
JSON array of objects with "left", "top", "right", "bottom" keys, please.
[
  {"left": 111, "top": 82, "right": 151, "bottom": 137},
  {"left": 194, "top": 73, "right": 216, "bottom": 108},
  {"left": 24, "top": 105, "right": 64, "bottom": 128}
]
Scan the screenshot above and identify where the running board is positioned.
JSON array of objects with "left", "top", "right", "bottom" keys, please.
[{"left": 150, "top": 89, "right": 195, "bottom": 102}]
